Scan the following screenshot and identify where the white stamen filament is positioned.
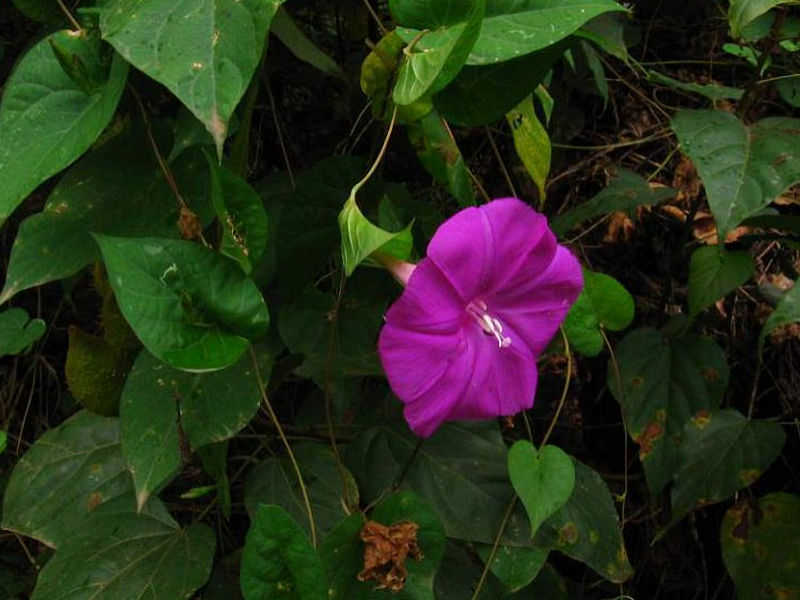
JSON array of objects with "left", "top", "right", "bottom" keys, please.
[{"left": 467, "top": 301, "right": 512, "bottom": 348}]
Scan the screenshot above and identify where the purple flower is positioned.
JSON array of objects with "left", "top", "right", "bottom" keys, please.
[{"left": 378, "top": 198, "right": 583, "bottom": 437}]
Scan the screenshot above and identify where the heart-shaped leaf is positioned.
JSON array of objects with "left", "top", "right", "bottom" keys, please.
[
  {"left": 0, "top": 308, "right": 45, "bottom": 357},
  {"left": 0, "top": 30, "right": 128, "bottom": 227},
  {"left": 94, "top": 235, "right": 269, "bottom": 371},
  {"left": 508, "top": 441, "right": 575, "bottom": 538},
  {"left": 475, "top": 544, "right": 548, "bottom": 593},
  {"left": 688, "top": 246, "right": 754, "bottom": 318},
  {"left": 671, "top": 110, "right": 800, "bottom": 241},
  {"left": 240, "top": 504, "right": 327, "bottom": 600}
]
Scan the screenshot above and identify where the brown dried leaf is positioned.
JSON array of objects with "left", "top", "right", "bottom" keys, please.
[
  {"left": 357, "top": 520, "right": 423, "bottom": 592},
  {"left": 178, "top": 206, "right": 202, "bottom": 240},
  {"left": 672, "top": 156, "right": 701, "bottom": 206},
  {"left": 604, "top": 211, "right": 634, "bottom": 243},
  {"left": 691, "top": 211, "right": 750, "bottom": 245}
]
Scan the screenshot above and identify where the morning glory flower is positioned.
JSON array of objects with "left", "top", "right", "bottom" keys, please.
[{"left": 377, "top": 198, "right": 583, "bottom": 437}]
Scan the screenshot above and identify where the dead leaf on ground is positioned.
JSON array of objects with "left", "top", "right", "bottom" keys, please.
[
  {"left": 358, "top": 520, "right": 423, "bottom": 592},
  {"left": 604, "top": 211, "right": 635, "bottom": 242},
  {"left": 671, "top": 156, "right": 701, "bottom": 206},
  {"left": 178, "top": 206, "right": 202, "bottom": 240}
]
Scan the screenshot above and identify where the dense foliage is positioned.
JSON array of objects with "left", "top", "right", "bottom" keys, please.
[{"left": 1, "top": 0, "right": 799, "bottom": 598}]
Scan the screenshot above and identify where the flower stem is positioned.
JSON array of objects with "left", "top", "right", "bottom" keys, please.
[
  {"left": 541, "top": 326, "right": 572, "bottom": 446},
  {"left": 471, "top": 495, "right": 517, "bottom": 600}
]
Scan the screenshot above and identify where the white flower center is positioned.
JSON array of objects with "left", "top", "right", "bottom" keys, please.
[{"left": 466, "top": 300, "right": 511, "bottom": 348}]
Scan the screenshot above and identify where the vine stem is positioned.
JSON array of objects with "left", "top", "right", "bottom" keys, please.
[
  {"left": 249, "top": 345, "right": 317, "bottom": 547},
  {"left": 541, "top": 326, "right": 572, "bottom": 447},
  {"left": 470, "top": 496, "right": 517, "bottom": 600},
  {"left": 601, "top": 329, "right": 629, "bottom": 530},
  {"left": 57, "top": 0, "right": 82, "bottom": 32},
  {"left": 352, "top": 105, "right": 398, "bottom": 196}
]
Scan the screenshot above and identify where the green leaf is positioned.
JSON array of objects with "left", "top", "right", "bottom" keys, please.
[
  {"left": 271, "top": 7, "right": 345, "bottom": 80},
  {"left": 0, "top": 431, "right": 7, "bottom": 455},
  {"left": 608, "top": 328, "right": 730, "bottom": 495},
  {"left": 338, "top": 184, "right": 414, "bottom": 277},
  {"left": 577, "top": 12, "right": 629, "bottom": 60},
  {"left": 721, "top": 493, "right": 800, "bottom": 600},
  {"left": 688, "top": 246, "right": 754, "bottom": 317},
  {"left": 777, "top": 76, "right": 800, "bottom": 108},
  {"left": 506, "top": 95, "right": 550, "bottom": 202},
  {"left": 551, "top": 168, "right": 676, "bottom": 236},
  {"left": 320, "top": 491, "right": 446, "bottom": 600},
  {"left": 245, "top": 443, "right": 359, "bottom": 539},
  {"left": 391, "top": 0, "right": 486, "bottom": 105},
  {"left": 169, "top": 106, "right": 240, "bottom": 162},
  {"left": 670, "top": 409, "right": 786, "bottom": 523},
  {"left": 434, "top": 542, "right": 507, "bottom": 599},
  {"left": 0, "top": 124, "right": 212, "bottom": 304},
  {"left": 240, "top": 504, "right": 327, "bottom": 600},
  {"left": 197, "top": 441, "right": 232, "bottom": 519},
  {"left": 206, "top": 154, "right": 269, "bottom": 274},
  {"left": 564, "top": 269, "right": 634, "bottom": 356},
  {"left": 0, "top": 308, "right": 45, "bottom": 357},
  {"left": 476, "top": 542, "right": 549, "bottom": 593},
  {"left": 534, "top": 460, "right": 633, "bottom": 583},
  {"left": 671, "top": 110, "right": 800, "bottom": 241},
  {"left": 11, "top": 0, "right": 64, "bottom": 25},
  {"left": 467, "top": 0, "right": 627, "bottom": 65},
  {"left": 508, "top": 441, "right": 575, "bottom": 539},
  {"left": 94, "top": 235, "right": 269, "bottom": 371},
  {"left": 435, "top": 41, "right": 568, "bottom": 126},
  {"left": 0, "top": 31, "right": 128, "bottom": 227},
  {"left": 30, "top": 496, "right": 215, "bottom": 600},
  {"left": 406, "top": 109, "right": 476, "bottom": 207},
  {"left": 1, "top": 411, "right": 132, "bottom": 548},
  {"left": 729, "top": 0, "right": 792, "bottom": 38},
  {"left": 99, "top": 0, "right": 283, "bottom": 155},
  {"left": 509, "top": 563, "right": 570, "bottom": 599},
  {"left": 647, "top": 70, "right": 744, "bottom": 102},
  {"left": 759, "top": 276, "right": 800, "bottom": 357}
]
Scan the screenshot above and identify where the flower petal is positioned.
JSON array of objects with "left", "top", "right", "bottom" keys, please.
[{"left": 491, "top": 246, "right": 583, "bottom": 356}]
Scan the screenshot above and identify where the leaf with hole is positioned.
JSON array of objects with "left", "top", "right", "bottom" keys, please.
[
  {"left": 670, "top": 409, "right": 786, "bottom": 524},
  {"left": 94, "top": 235, "right": 269, "bottom": 371},
  {"left": 0, "top": 30, "right": 128, "bottom": 227},
  {"left": 506, "top": 95, "right": 550, "bottom": 202},
  {"left": 608, "top": 327, "right": 730, "bottom": 495},
  {"left": 240, "top": 504, "right": 327, "bottom": 600},
  {"left": 671, "top": 110, "right": 800, "bottom": 241},
  {"left": 688, "top": 246, "right": 754, "bottom": 318},
  {"left": 0, "top": 308, "right": 45, "bottom": 357}
]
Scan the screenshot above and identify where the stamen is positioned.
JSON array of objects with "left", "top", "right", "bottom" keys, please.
[{"left": 467, "top": 301, "right": 512, "bottom": 348}]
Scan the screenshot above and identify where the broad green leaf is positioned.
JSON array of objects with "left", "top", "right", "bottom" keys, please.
[
  {"left": 272, "top": 7, "right": 345, "bottom": 79},
  {"left": 476, "top": 541, "right": 548, "bottom": 592},
  {"left": 551, "top": 168, "right": 676, "bottom": 236},
  {"left": 406, "top": 109, "right": 475, "bottom": 207},
  {"left": 721, "top": 493, "right": 800, "bottom": 600},
  {"left": 121, "top": 345, "right": 275, "bottom": 508},
  {"left": 579, "top": 41, "right": 609, "bottom": 106},
  {"left": 0, "top": 124, "right": 211, "bottom": 304},
  {"left": 729, "top": 0, "right": 792, "bottom": 38},
  {"left": 777, "top": 76, "right": 800, "bottom": 108},
  {"left": 320, "top": 491, "right": 446, "bottom": 600},
  {"left": 0, "top": 30, "right": 128, "bottom": 227},
  {"left": 564, "top": 269, "right": 634, "bottom": 356},
  {"left": 0, "top": 308, "right": 45, "bottom": 357},
  {"left": 688, "top": 246, "right": 754, "bottom": 317},
  {"left": 1, "top": 411, "right": 132, "bottom": 548},
  {"left": 467, "top": 0, "right": 627, "bottom": 65},
  {"left": 534, "top": 460, "right": 633, "bottom": 583},
  {"left": 647, "top": 70, "right": 744, "bottom": 102},
  {"left": 506, "top": 95, "right": 550, "bottom": 202},
  {"left": 245, "top": 443, "right": 359, "bottom": 539},
  {"left": 99, "top": 0, "right": 283, "bottom": 154},
  {"left": 30, "top": 496, "right": 215, "bottom": 600},
  {"left": 206, "top": 154, "right": 269, "bottom": 274},
  {"left": 169, "top": 106, "right": 240, "bottom": 162},
  {"left": 197, "top": 441, "right": 232, "bottom": 519},
  {"left": 240, "top": 504, "right": 327, "bottom": 600},
  {"left": 577, "top": 12, "right": 629, "bottom": 60},
  {"left": 11, "top": 0, "right": 64, "bottom": 25},
  {"left": 338, "top": 185, "right": 414, "bottom": 277},
  {"left": 434, "top": 542, "right": 507, "bottom": 599},
  {"left": 671, "top": 110, "right": 800, "bottom": 241},
  {"left": 759, "top": 276, "right": 800, "bottom": 357},
  {"left": 392, "top": 0, "right": 486, "bottom": 105},
  {"left": 94, "top": 235, "right": 269, "bottom": 372},
  {"left": 508, "top": 563, "right": 569, "bottom": 599},
  {"left": 435, "top": 41, "right": 568, "bottom": 126},
  {"left": 608, "top": 328, "right": 730, "bottom": 495},
  {"left": 670, "top": 409, "right": 786, "bottom": 523},
  {"left": 508, "top": 441, "right": 575, "bottom": 538}
]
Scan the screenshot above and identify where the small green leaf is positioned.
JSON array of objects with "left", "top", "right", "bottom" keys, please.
[
  {"left": 467, "top": 0, "right": 628, "bottom": 65},
  {"left": 508, "top": 441, "right": 575, "bottom": 538},
  {"left": 670, "top": 409, "right": 786, "bottom": 523},
  {"left": 729, "top": 0, "right": 793, "bottom": 38},
  {"left": 206, "top": 154, "right": 269, "bottom": 274},
  {"left": 30, "top": 496, "right": 215, "bottom": 600},
  {"left": 552, "top": 169, "right": 676, "bottom": 236},
  {"left": 0, "top": 30, "right": 128, "bottom": 227},
  {"left": 577, "top": 12, "right": 629, "bottom": 61},
  {"left": 647, "top": 70, "right": 744, "bottom": 102},
  {"left": 688, "top": 246, "right": 754, "bottom": 317},
  {"left": 1, "top": 411, "right": 132, "bottom": 548},
  {"left": 759, "top": 277, "right": 800, "bottom": 357},
  {"left": 406, "top": 109, "right": 475, "bottom": 207},
  {"left": 197, "top": 441, "right": 232, "bottom": 518},
  {"left": 0, "top": 431, "right": 7, "bottom": 455},
  {"left": 475, "top": 541, "right": 549, "bottom": 593},
  {"left": 271, "top": 7, "right": 345, "bottom": 79},
  {"left": 0, "top": 308, "right": 45, "bottom": 357},
  {"left": 671, "top": 110, "right": 800, "bottom": 241},
  {"left": 564, "top": 269, "right": 634, "bottom": 356},
  {"left": 506, "top": 95, "right": 550, "bottom": 203},
  {"left": 94, "top": 235, "right": 269, "bottom": 371},
  {"left": 777, "top": 77, "right": 800, "bottom": 108},
  {"left": 240, "top": 504, "right": 327, "bottom": 600},
  {"left": 721, "top": 493, "right": 800, "bottom": 600},
  {"left": 608, "top": 328, "right": 730, "bottom": 495}
]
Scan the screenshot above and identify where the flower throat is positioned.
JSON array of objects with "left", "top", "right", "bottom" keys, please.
[{"left": 466, "top": 300, "right": 511, "bottom": 348}]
